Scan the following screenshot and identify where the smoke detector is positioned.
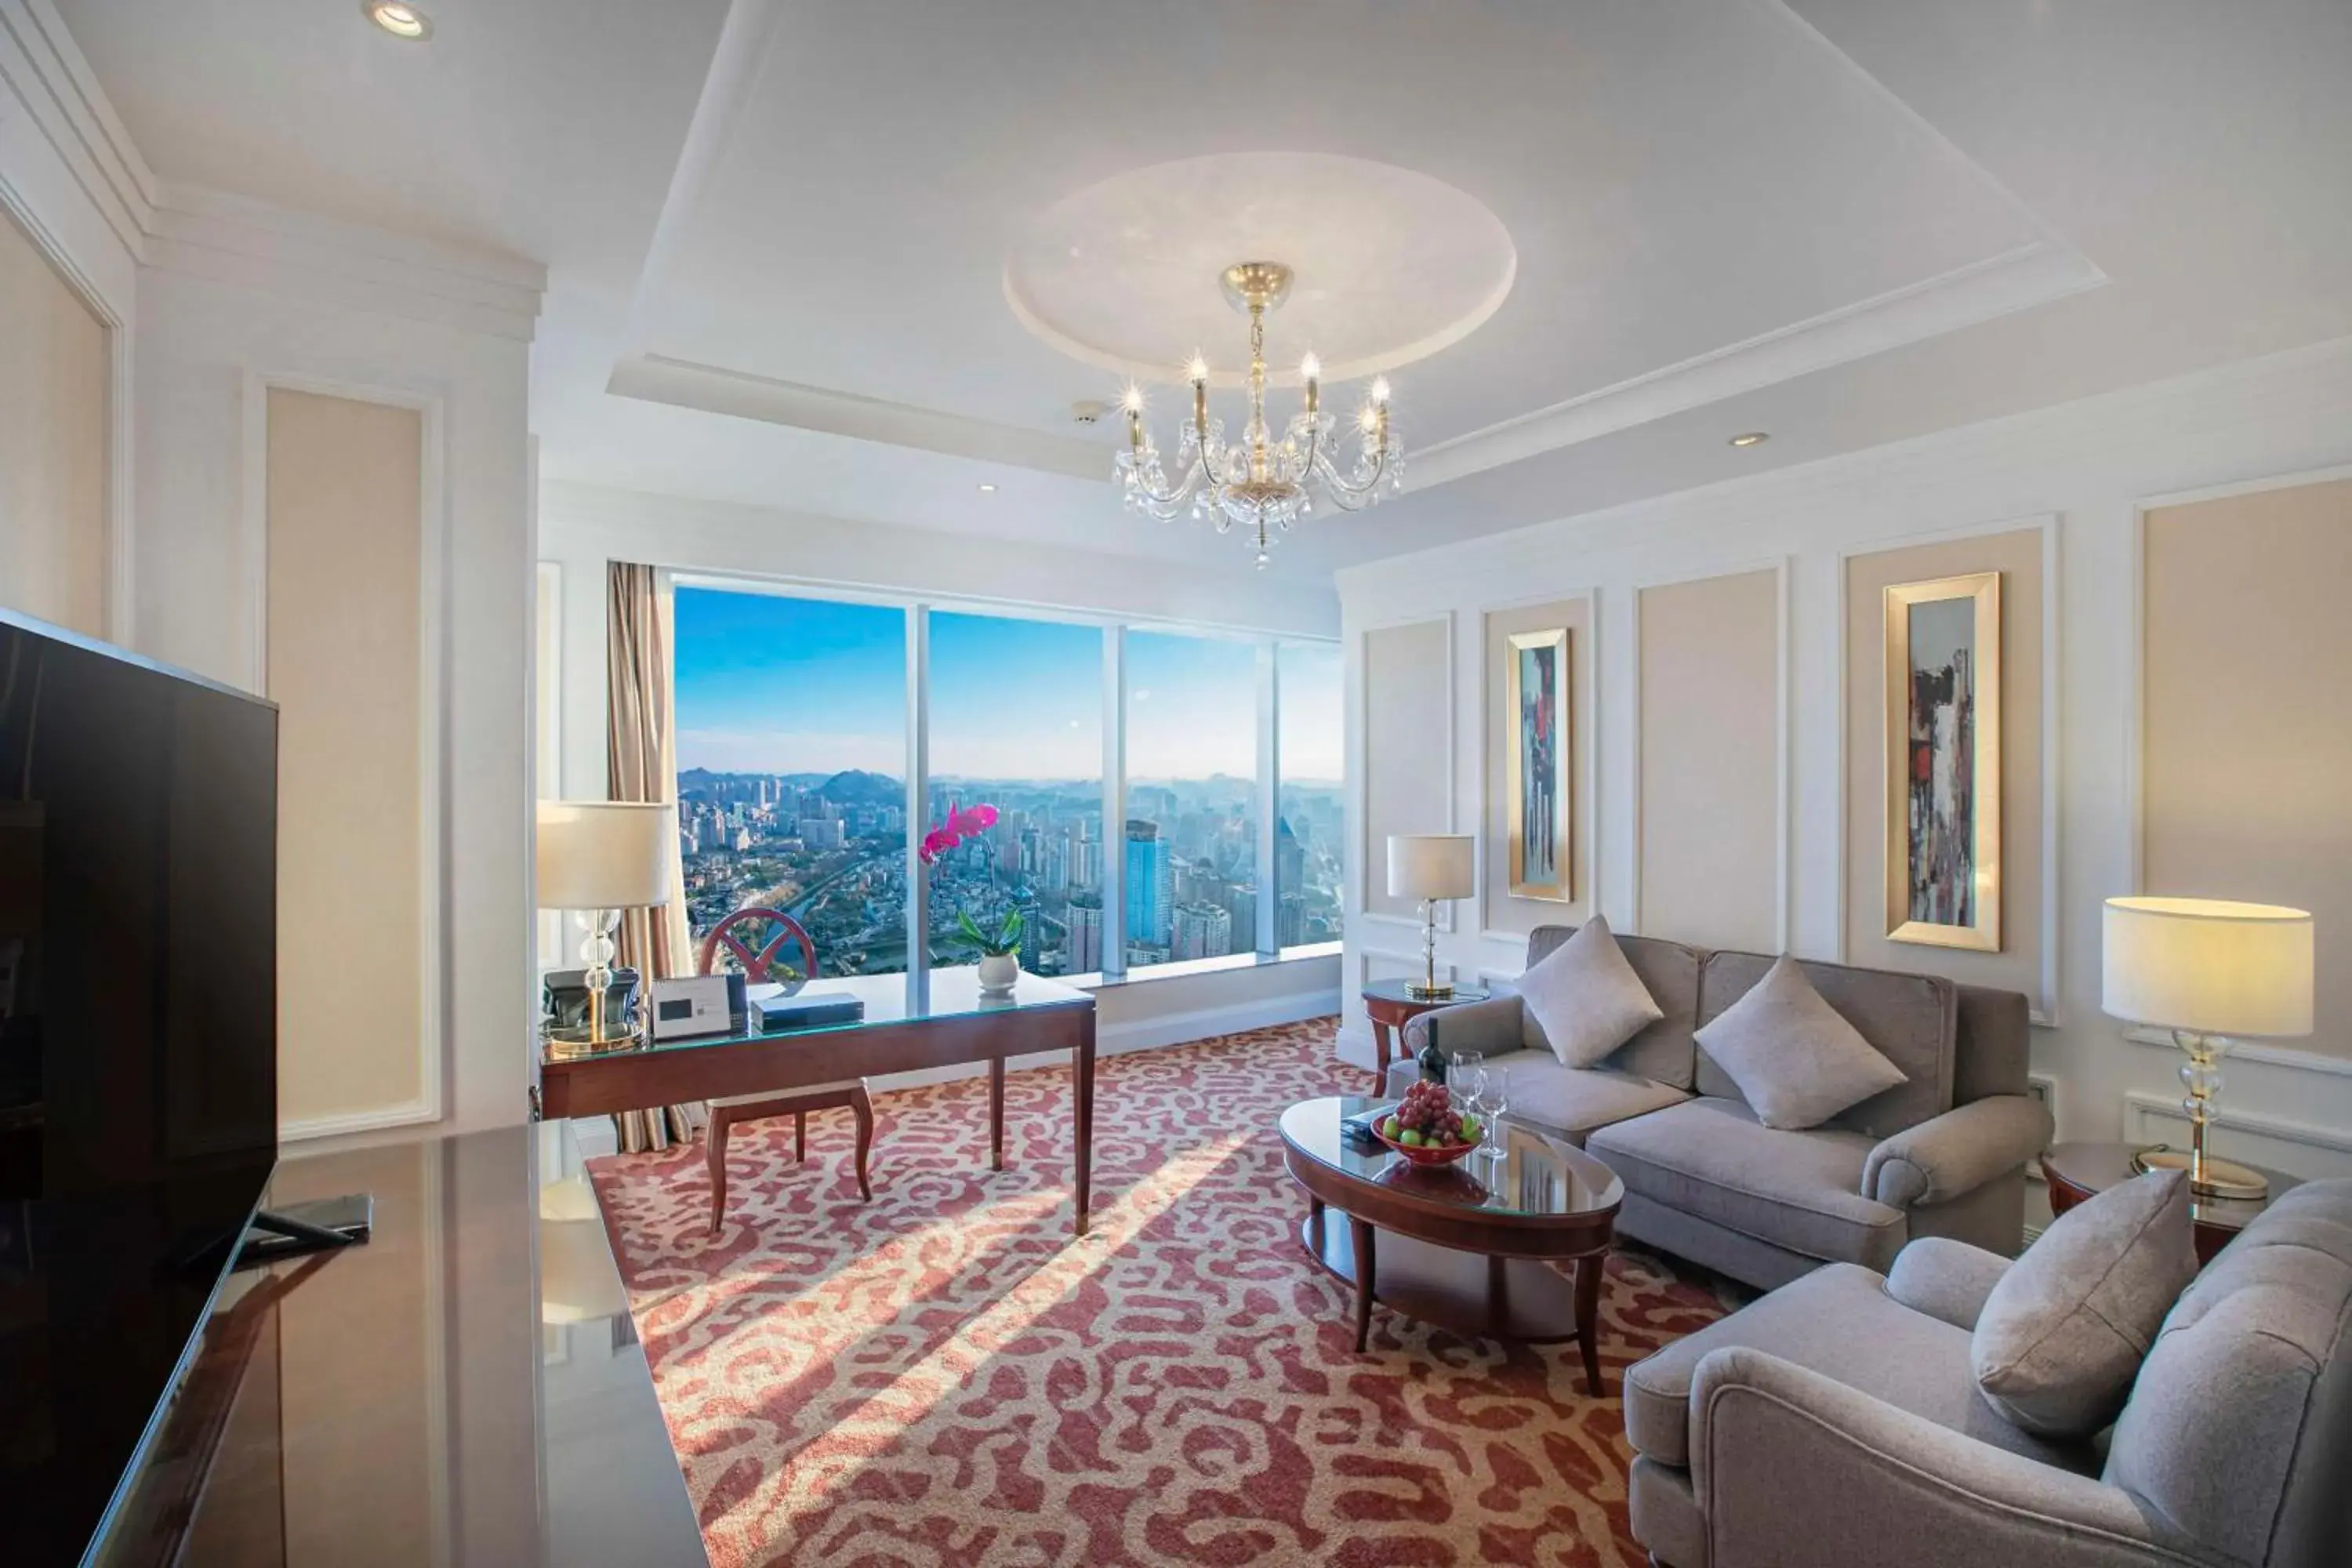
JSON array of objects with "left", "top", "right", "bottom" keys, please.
[{"left": 1069, "top": 398, "right": 1109, "bottom": 426}]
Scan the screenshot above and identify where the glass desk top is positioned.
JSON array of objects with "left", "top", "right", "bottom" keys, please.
[
  {"left": 546, "top": 965, "right": 1091, "bottom": 1065},
  {"left": 1279, "top": 1095, "right": 1623, "bottom": 1220}
]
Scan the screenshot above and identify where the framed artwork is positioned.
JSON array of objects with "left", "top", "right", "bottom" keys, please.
[
  {"left": 1883, "top": 572, "right": 2002, "bottom": 950},
  {"left": 1505, "top": 627, "right": 1571, "bottom": 902}
]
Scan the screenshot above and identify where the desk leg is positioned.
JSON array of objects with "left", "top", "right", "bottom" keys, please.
[
  {"left": 989, "top": 1057, "right": 1006, "bottom": 1172},
  {"left": 1073, "top": 1011, "right": 1096, "bottom": 1237},
  {"left": 1370, "top": 1018, "right": 1394, "bottom": 1090}
]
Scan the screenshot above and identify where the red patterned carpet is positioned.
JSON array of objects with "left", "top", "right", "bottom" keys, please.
[{"left": 588, "top": 1018, "right": 1726, "bottom": 1567}]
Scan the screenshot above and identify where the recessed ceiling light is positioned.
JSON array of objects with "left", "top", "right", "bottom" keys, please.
[
  {"left": 362, "top": 1, "right": 432, "bottom": 41},
  {"left": 1728, "top": 431, "right": 1769, "bottom": 448},
  {"left": 976, "top": 483, "right": 997, "bottom": 493}
]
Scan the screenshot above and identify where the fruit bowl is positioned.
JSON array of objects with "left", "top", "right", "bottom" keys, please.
[
  {"left": 1374, "top": 1080, "right": 1485, "bottom": 1167},
  {"left": 1372, "top": 1123, "right": 1480, "bottom": 1167}
]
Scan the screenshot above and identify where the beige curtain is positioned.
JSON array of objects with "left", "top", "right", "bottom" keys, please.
[{"left": 607, "top": 562, "right": 702, "bottom": 1152}]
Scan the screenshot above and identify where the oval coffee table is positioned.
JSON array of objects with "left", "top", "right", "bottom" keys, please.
[{"left": 1279, "top": 1095, "right": 1622, "bottom": 1393}]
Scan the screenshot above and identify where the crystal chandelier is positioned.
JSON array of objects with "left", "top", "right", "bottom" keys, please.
[{"left": 1116, "top": 261, "right": 1403, "bottom": 567}]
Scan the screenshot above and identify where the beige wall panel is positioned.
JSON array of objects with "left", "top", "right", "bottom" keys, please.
[
  {"left": 1639, "top": 569, "right": 1780, "bottom": 952},
  {"left": 1483, "top": 597, "right": 1593, "bottom": 935},
  {"left": 2145, "top": 478, "right": 2352, "bottom": 1058},
  {"left": 1363, "top": 617, "right": 1451, "bottom": 922},
  {"left": 1843, "top": 529, "right": 2043, "bottom": 1001},
  {"left": 0, "top": 207, "right": 107, "bottom": 635},
  {"left": 267, "top": 389, "right": 426, "bottom": 1124}
]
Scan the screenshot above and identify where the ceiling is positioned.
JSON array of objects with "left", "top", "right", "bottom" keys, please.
[{"left": 53, "top": 0, "right": 2352, "bottom": 582}]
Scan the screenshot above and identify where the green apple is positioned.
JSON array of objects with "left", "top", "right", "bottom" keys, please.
[
  {"left": 1458, "top": 1115, "right": 1481, "bottom": 1141},
  {"left": 1399, "top": 1129, "right": 1425, "bottom": 1147},
  {"left": 1381, "top": 1116, "right": 1401, "bottom": 1138}
]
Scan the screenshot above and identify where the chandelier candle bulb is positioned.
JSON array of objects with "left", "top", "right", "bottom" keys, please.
[{"left": 1114, "top": 259, "right": 1403, "bottom": 561}]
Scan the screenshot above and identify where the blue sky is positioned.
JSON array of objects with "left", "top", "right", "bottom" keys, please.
[{"left": 673, "top": 586, "right": 1342, "bottom": 781}]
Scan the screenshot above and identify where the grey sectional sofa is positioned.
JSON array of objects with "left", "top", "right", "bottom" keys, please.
[
  {"left": 1622, "top": 1178, "right": 2352, "bottom": 1567},
  {"left": 1385, "top": 924, "right": 2053, "bottom": 1288}
]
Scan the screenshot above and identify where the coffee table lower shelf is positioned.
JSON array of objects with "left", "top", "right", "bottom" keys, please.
[{"left": 1300, "top": 1213, "right": 1598, "bottom": 1347}]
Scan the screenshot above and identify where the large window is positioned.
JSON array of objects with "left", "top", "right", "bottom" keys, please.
[
  {"left": 672, "top": 587, "right": 909, "bottom": 977},
  {"left": 1123, "top": 630, "right": 1260, "bottom": 970},
  {"left": 927, "top": 610, "right": 1103, "bottom": 976},
  {"left": 670, "top": 579, "right": 1338, "bottom": 984},
  {"left": 1277, "top": 640, "right": 1345, "bottom": 949}
]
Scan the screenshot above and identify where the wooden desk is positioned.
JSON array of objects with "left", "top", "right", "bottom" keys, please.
[{"left": 539, "top": 967, "right": 1099, "bottom": 1235}]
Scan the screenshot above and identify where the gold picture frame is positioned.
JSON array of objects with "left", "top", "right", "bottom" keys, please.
[
  {"left": 1505, "top": 627, "right": 1572, "bottom": 902},
  {"left": 1883, "top": 572, "right": 2002, "bottom": 950}
]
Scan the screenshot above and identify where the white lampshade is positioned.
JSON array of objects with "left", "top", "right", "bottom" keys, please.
[
  {"left": 1388, "top": 833, "right": 1476, "bottom": 902},
  {"left": 535, "top": 800, "right": 675, "bottom": 910},
  {"left": 2102, "top": 896, "right": 2314, "bottom": 1038}
]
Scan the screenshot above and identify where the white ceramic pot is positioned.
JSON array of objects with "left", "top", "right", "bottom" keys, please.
[{"left": 977, "top": 952, "right": 1019, "bottom": 995}]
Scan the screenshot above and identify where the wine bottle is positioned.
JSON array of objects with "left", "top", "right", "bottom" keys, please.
[{"left": 1416, "top": 1014, "right": 1447, "bottom": 1084}]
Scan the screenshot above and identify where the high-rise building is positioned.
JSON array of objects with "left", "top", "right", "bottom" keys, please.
[
  {"left": 1123, "top": 820, "right": 1171, "bottom": 947},
  {"left": 1224, "top": 886, "right": 1257, "bottom": 949},
  {"left": 1067, "top": 892, "right": 1104, "bottom": 974},
  {"left": 1276, "top": 815, "right": 1305, "bottom": 899},
  {"left": 1279, "top": 891, "right": 1307, "bottom": 948},
  {"left": 1015, "top": 891, "right": 1042, "bottom": 971},
  {"left": 1171, "top": 902, "right": 1232, "bottom": 961}
]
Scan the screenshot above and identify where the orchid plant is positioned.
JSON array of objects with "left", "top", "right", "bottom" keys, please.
[
  {"left": 956, "top": 906, "right": 1024, "bottom": 960},
  {"left": 919, "top": 800, "right": 1022, "bottom": 958},
  {"left": 917, "top": 800, "right": 997, "bottom": 865}
]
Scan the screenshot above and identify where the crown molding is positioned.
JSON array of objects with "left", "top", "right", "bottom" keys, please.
[
  {"left": 1406, "top": 240, "right": 2106, "bottom": 492},
  {"left": 606, "top": 354, "right": 1109, "bottom": 477},
  {"left": 2, "top": 2, "right": 545, "bottom": 339},
  {"left": 0, "top": 0, "right": 156, "bottom": 257},
  {"left": 146, "top": 181, "right": 546, "bottom": 340}
]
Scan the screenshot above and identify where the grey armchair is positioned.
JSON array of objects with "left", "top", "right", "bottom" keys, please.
[{"left": 1625, "top": 1178, "right": 2352, "bottom": 1567}]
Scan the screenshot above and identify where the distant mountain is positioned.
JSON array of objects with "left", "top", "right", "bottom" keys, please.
[
  {"left": 815, "top": 769, "right": 903, "bottom": 804},
  {"left": 678, "top": 768, "right": 902, "bottom": 800}
]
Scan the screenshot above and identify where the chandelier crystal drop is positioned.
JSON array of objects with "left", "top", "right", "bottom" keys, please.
[{"left": 1115, "top": 261, "right": 1403, "bottom": 568}]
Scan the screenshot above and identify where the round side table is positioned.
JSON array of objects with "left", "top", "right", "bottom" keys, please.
[
  {"left": 1360, "top": 978, "right": 1490, "bottom": 1090},
  {"left": 2040, "top": 1141, "right": 2300, "bottom": 1266}
]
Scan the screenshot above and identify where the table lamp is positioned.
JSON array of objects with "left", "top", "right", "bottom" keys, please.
[
  {"left": 537, "top": 799, "right": 676, "bottom": 1056},
  {"left": 1388, "top": 833, "right": 1475, "bottom": 1001},
  {"left": 2102, "top": 895, "right": 2314, "bottom": 1198}
]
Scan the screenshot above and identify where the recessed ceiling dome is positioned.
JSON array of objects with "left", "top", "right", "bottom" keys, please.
[{"left": 1004, "top": 151, "right": 1516, "bottom": 389}]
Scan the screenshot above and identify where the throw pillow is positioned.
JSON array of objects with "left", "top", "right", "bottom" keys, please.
[
  {"left": 1515, "top": 916, "right": 1665, "bottom": 1069},
  {"left": 1971, "top": 1169, "right": 2198, "bottom": 1439},
  {"left": 1692, "top": 955, "right": 1906, "bottom": 1130}
]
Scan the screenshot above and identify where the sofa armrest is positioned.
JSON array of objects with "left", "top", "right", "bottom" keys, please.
[
  {"left": 1399, "top": 990, "right": 1525, "bottom": 1058},
  {"left": 1863, "top": 1094, "right": 2053, "bottom": 1209},
  {"left": 1689, "top": 1347, "right": 2190, "bottom": 1567},
  {"left": 1885, "top": 1237, "right": 2013, "bottom": 1331}
]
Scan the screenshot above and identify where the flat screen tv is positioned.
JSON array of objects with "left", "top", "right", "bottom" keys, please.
[{"left": 0, "top": 609, "right": 278, "bottom": 1566}]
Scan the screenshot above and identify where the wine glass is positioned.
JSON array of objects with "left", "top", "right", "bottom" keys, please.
[
  {"left": 1446, "top": 1049, "right": 1483, "bottom": 1099},
  {"left": 1479, "top": 1066, "right": 1512, "bottom": 1161}
]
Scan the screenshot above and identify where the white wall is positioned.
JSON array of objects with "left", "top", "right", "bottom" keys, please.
[
  {"left": 132, "top": 238, "right": 540, "bottom": 1142},
  {"left": 0, "top": 0, "right": 141, "bottom": 642},
  {"left": 1338, "top": 336, "right": 2352, "bottom": 1178},
  {"left": 538, "top": 478, "right": 1343, "bottom": 1063}
]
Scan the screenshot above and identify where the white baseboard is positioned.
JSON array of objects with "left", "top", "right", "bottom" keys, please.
[{"left": 280, "top": 1096, "right": 440, "bottom": 1144}]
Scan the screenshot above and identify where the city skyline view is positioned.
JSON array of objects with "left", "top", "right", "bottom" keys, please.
[
  {"left": 671, "top": 587, "right": 1343, "bottom": 982},
  {"left": 673, "top": 586, "right": 1343, "bottom": 782}
]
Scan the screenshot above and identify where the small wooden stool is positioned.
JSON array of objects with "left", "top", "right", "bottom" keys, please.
[{"left": 705, "top": 1080, "right": 873, "bottom": 1232}]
